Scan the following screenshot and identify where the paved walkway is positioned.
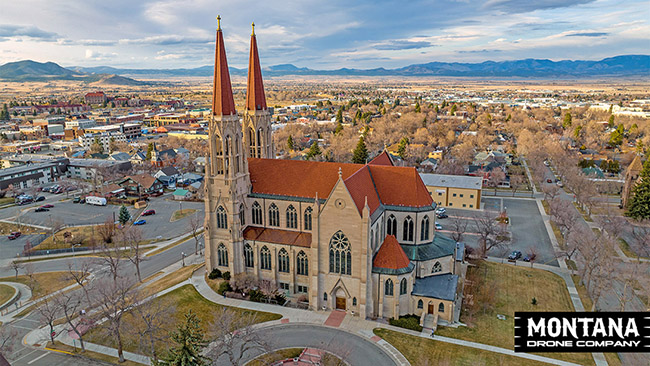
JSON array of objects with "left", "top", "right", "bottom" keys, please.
[{"left": 0, "top": 281, "right": 31, "bottom": 313}]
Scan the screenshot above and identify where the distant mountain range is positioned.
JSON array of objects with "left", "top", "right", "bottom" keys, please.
[{"left": 1, "top": 56, "right": 648, "bottom": 82}]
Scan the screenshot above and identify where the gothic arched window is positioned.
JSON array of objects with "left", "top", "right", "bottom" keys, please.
[
  {"left": 286, "top": 205, "right": 297, "bottom": 229},
  {"left": 239, "top": 204, "right": 245, "bottom": 226},
  {"left": 217, "top": 243, "right": 228, "bottom": 267},
  {"left": 304, "top": 207, "right": 313, "bottom": 231},
  {"left": 269, "top": 203, "right": 279, "bottom": 227},
  {"left": 329, "top": 231, "right": 351, "bottom": 275},
  {"left": 400, "top": 278, "right": 407, "bottom": 295},
  {"left": 296, "top": 251, "right": 308, "bottom": 276},
  {"left": 439, "top": 303, "right": 445, "bottom": 313},
  {"left": 402, "top": 216, "right": 414, "bottom": 241},
  {"left": 417, "top": 299, "right": 423, "bottom": 309},
  {"left": 387, "top": 214, "right": 397, "bottom": 236},
  {"left": 216, "top": 206, "right": 227, "bottom": 229},
  {"left": 421, "top": 215, "right": 430, "bottom": 241},
  {"left": 432, "top": 261, "right": 442, "bottom": 273},
  {"left": 278, "top": 249, "right": 289, "bottom": 273},
  {"left": 260, "top": 246, "right": 271, "bottom": 270},
  {"left": 252, "top": 201, "right": 262, "bottom": 225},
  {"left": 385, "top": 279, "right": 394, "bottom": 296},
  {"left": 244, "top": 243, "right": 254, "bottom": 268}
]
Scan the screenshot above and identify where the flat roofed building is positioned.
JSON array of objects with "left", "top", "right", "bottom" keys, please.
[{"left": 420, "top": 173, "right": 482, "bottom": 210}]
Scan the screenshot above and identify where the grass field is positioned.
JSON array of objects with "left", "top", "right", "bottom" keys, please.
[
  {"left": 0, "top": 197, "right": 14, "bottom": 206},
  {"left": 435, "top": 261, "right": 595, "bottom": 366},
  {"left": 0, "top": 284, "right": 16, "bottom": 305},
  {"left": 0, "top": 221, "right": 40, "bottom": 235},
  {"left": 34, "top": 225, "right": 100, "bottom": 250},
  {"left": 247, "top": 348, "right": 303, "bottom": 366},
  {"left": 143, "top": 263, "right": 203, "bottom": 294},
  {"left": 374, "top": 328, "right": 552, "bottom": 366},
  {"left": 0, "top": 271, "right": 79, "bottom": 300},
  {"left": 170, "top": 209, "right": 197, "bottom": 222},
  {"left": 84, "top": 284, "right": 281, "bottom": 357},
  {"left": 618, "top": 238, "right": 649, "bottom": 259},
  {"left": 46, "top": 341, "right": 141, "bottom": 366}
]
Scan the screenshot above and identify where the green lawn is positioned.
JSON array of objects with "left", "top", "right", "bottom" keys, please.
[
  {"left": 84, "top": 284, "right": 281, "bottom": 357},
  {"left": 435, "top": 261, "right": 595, "bottom": 366},
  {"left": 0, "top": 284, "right": 16, "bottom": 305},
  {"left": 0, "top": 271, "right": 80, "bottom": 300},
  {"left": 374, "top": 328, "right": 552, "bottom": 366},
  {"left": 170, "top": 209, "right": 197, "bottom": 222},
  {"left": 618, "top": 238, "right": 649, "bottom": 259},
  {"left": 0, "top": 197, "right": 14, "bottom": 206}
]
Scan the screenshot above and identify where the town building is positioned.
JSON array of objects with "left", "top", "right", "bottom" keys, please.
[
  {"left": 622, "top": 155, "right": 644, "bottom": 207},
  {"left": 420, "top": 173, "right": 482, "bottom": 209},
  {"left": 78, "top": 132, "right": 127, "bottom": 152},
  {"left": 0, "top": 161, "right": 63, "bottom": 190},
  {"left": 85, "top": 91, "right": 107, "bottom": 105},
  {"left": 203, "top": 21, "right": 463, "bottom": 324}
]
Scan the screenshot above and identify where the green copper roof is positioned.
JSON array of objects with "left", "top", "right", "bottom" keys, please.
[{"left": 400, "top": 233, "right": 456, "bottom": 261}]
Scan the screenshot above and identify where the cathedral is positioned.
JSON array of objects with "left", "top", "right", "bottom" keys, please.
[{"left": 204, "top": 19, "right": 464, "bottom": 324}]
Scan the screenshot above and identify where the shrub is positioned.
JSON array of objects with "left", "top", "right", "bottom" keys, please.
[
  {"left": 217, "top": 281, "right": 232, "bottom": 295},
  {"left": 531, "top": 297, "right": 538, "bottom": 306},
  {"left": 222, "top": 271, "right": 231, "bottom": 281},
  {"left": 274, "top": 293, "right": 287, "bottom": 305},
  {"left": 208, "top": 268, "right": 222, "bottom": 280},
  {"left": 389, "top": 314, "right": 423, "bottom": 332},
  {"left": 249, "top": 289, "right": 266, "bottom": 303}
]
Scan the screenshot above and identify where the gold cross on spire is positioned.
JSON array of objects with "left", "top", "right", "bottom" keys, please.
[
  {"left": 251, "top": 22, "right": 255, "bottom": 36},
  {"left": 217, "top": 15, "right": 221, "bottom": 30}
]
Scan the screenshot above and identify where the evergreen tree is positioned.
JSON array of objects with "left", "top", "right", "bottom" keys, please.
[
  {"left": 352, "top": 136, "right": 368, "bottom": 164},
  {"left": 334, "top": 121, "right": 343, "bottom": 135},
  {"left": 397, "top": 137, "right": 409, "bottom": 159},
  {"left": 563, "top": 112, "right": 572, "bottom": 128},
  {"left": 393, "top": 98, "right": 400, "bottom": 107},
  {"left": 287, "top": 135, "right": 294, "bottom": 151},
  {"left": 608, "top": 104, "right": 613, "bottom": 113},
  {"left": 450, "top": 104, "right": 457, "bottom": 115},
  {"left": 434, "top": 105, "right": 439, "bottom": 113},
  {"left": 146, "top": 143, "right": 154, "bottom": 160},
  {"left": 626, "top": 158, "right": 650, "bottom": 220},
  {"left": 608, "top": 114, "right": 615, "bottom": 128},
  {"left": 154, "top": 311, "right": 210, "bottom": 366},
  {"left": 414, "top": 102, "right": 421, "bottom": 113},
  {"left": 335, "top": 108, "right": 343, "bottom": 124},
  {"left": 305, "top": 141, "right": 321, "bottom": 160},
  {"left": 118, "top": 205, "right": 131, "bottom": 225},
  {"left": 573, "top": 125, "right": 582, "bottom": 139},
  {"left": 609, "top": 124, "right": 625, "bottom": 147},
  {"left": 1, "top": 104, "right": 8, "bottom": 120}
]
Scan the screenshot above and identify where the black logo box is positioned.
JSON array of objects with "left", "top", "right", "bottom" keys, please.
[{"left": 514, "top": 312, "right": 650, "bottom": 353}]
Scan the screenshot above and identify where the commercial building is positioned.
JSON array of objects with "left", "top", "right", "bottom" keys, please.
[{"left": 420, "top": 173, "right": 482, "bottom": 210}]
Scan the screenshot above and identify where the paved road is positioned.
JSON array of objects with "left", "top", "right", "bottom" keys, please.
[
  {"left": 134, "top": 198, "right": 204, "bottom": 241},
  {"left": 213, "top": 324, "right": 398, "bottom": 366}
]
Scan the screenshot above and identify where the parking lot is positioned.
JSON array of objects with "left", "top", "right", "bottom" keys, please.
[{"left": 437, "top": 197, "right": 558, "bottom": 266}]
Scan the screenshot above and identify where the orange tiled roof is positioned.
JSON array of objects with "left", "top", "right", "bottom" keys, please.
[
  {"left": 245, "top": 33, "right": 267, "bottom": 111},
  {"left": 369, "top": 150, "right": 394, "bottom": 166},
  {"left": 243, "top": 226, "right": 311, "bottom": 247},
  {"left": 373, "top": 235, "right": 411, "bottom": 269},
  {"left": 368, "top": 165, "right": 433, "bottom": 208},
  {"left": 343, "top": 165, "right": 381, "bottom": 214},
  {"left": 212, "top": 27, "right": 236, "bottom": 116}
]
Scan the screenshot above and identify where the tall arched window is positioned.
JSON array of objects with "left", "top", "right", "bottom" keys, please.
[
  {"left": 370, "top": 229, "right": 374, "bottom": 249},
  {"left": 304, "top": 207, "right": 313, "bottom": 231},
  {"left": 438, "top": 303, "right": 445, "bottom": 313},
  {"left": 239, "top": 204, "right": 245, "bottom": 226},
  {"left": 252, "top": 201, "right": 262, "bottom": 225},
  {"left": 269, "top": 203, "right": 279, "bottom": 227},
  {"left": 329, "top": 231, "right": 351, "bottom": 275},
  {"left": 296, "top": 251, "right": 308, "bottom": 276},
  {"left": 244, "top": 243, "right": 254, "bottom": 268},
  {"left": 385, "top": 279, "right": 394, "bottom": 296},
  {"left": 260, "top": 246, "right": 271, "bottom": 270},
  {"left": 217, "top": 243, "right": 228, "bottom": 267},
  {"left": 402, "top": 216, "right": 414, "bottom": 241},
  {"left": 216, "top": 206, "right": 227, "bottom": 229},
  {"left": 432, "top": 261, "right": 442, "bottom": 273},
  {"left": 400, "top": 278, "right": 407, "bottom": 295},
  {"left": 278, "top": 249, "right": 289, "bottom": 273},
  {"left": 417, "top": 299, "right": 423, "bottom": 309},
  {"left": 420, "top": 216, "right": 430, "bottom": 241},
  {"left": 387, "top": 215, "right": 397, "bottom": 236},
  {"left": 286, "top": 205, "right": 297, "bottom": 229}
]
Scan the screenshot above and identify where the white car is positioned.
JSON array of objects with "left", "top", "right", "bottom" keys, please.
[
  {"left": 435, "top": 222, "right": 443, "bottom": 230},
  {"left": 435, "top": 207, "right": 446, "bottom": 214}
]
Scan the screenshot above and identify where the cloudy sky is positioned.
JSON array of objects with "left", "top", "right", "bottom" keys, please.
[{"left": 0, "top": 0, "right": 648, "bottom": 69}]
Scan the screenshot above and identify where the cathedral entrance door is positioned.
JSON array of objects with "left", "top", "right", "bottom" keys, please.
[
  {"left": 428, "top": 303, "right": 434, "bottom": 314},
  {"left": 335, "top": 297, "right": 346, "bottom": 310}
]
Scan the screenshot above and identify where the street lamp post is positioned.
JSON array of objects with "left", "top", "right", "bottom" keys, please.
[
  {"left": 71, "top": 243, "right": 81, "bottom": 271},
  {"left": 181, "top": 252, "right": 186, "bottom": 267}
]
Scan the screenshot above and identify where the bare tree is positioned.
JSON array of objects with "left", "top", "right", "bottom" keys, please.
[
  {"left": 128, "top": 293, "right": 176, "bottom": 359},
  {"left": 613, "top": 260, "right": 641, "bottom": 311},
  {"left": 67, "top": 261, "right": 92, "bottom": 305},
  {"left": 94, "top": 275, "right": 136, "bottom": 363},
  {"left": 0, "top": 325, "right": 18, "bottom": 354},
  {"left": 53, "top": 289, "right": 87, "bottom": 352},
  {"left": 188, "top": 214, "right": 202, "bottom": 255},
  {"left": 488, "top": 169, "right": 506, "bottom": 194},
  {"left": 206, "top": 308, "right": 269, "bottom": 366},
  {"left": 97, "top": 217, "right": 116, "bottom": 244},
  {"left": 449, "top": 216, "right": 468, "bottom": 243},
  {"left": 473, "top": 211, "right": 510, "bottom": 257},
  {"left": 119, "top": 226, "right": 145, "bottom": 282},
  {"left": 96, "top": 240, "right": 124, "bottom": 283},
  {"left": 630, "top": 223, "right": 650, "bottom": 258},
  {"left": 24, "top": 263, "right": 38, "bottom": 294},
  {"left": 35, "top": 293, "right": 61, "bottom": 343},
  {"left": 509, "top": 174, "right": 526, "bottom": 196},
  {"left": 9, "top": 260, "right": 22, "bottom": 278}
]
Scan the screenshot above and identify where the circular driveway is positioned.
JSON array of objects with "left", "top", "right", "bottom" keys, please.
[{"left": 213, "top": 323, "right": 399, "bottom": 366}]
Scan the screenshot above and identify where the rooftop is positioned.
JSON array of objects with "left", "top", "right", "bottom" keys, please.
[
  {"left": 412, "top": 273, "right": 459, "bottom": 301},
  {"left": 243, "top": 226, "right": 311, "bottom": 248},
  {"left": 419, "top": 173, "right": 482, "bottom": 190}
]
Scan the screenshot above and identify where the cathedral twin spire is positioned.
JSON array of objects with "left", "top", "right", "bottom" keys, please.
[{"left": 211, "top": 16, "right": 267, "bottom": 117}]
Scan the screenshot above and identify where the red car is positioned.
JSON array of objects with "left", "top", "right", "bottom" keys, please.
[
  {"left": 142, "top": 209, "right": 156, "bottom": 216},
  {"left": 8, "top": 231, "right": 21, "bottom": 240},
  {"left": 41, "top": 204, "right": 54, "bottom": 208},
  {"left": 546, "top": 179, "right": 552, "bottom": 183}
]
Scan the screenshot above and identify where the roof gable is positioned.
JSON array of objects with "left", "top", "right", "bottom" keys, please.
[
  {"left": 368, "top": 165, "right": 433, "bottom": 208},
  {"left": 373, "top": 235, "right": 411, "bottom": 270},
  {"left": 343, "top": 165, "right": 381, "bottom": 215},
  {"left": 369, "top": 150, "right": 394, "bottom": 166}
]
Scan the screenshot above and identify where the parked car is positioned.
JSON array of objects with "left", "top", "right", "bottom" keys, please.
[
  {"left": 133, "top": 219, "right": 146, "bottom": 225},
  {"left": 508, "top": 250, "right": 522, "bottom": 260},
  {"left": 546, "top": 179, "right": 553, "bottom": 183},
  {"left": 35, "top": 196, "right": 45, "bottom": 202},
  {"left": 79, "top": 198, "right": 86, "bottom": 204},
  {"left": 73, "top": 197, "right": 81, "bottom": 203},
  {"left": 544, "top": 161, "right": 550, "bottom": 166},
  {"left": 435, "top": 222, "right": 443, "bottom": 230},
  {"left": 435, "top": 207, "right": 446, "bottom": 214},
  {"left": 8, "top": 231, "right": 21, "bottom": 240},
  {"left": 523, "top": 253, "right": 537, "bottom": 262},
  {"left": 556, "top": 181, "right": 564, "bottom": 187},
  {"left": 35, "top": 207, "right": 49, "bottom": 212},
  {"left": 142, "top": 209, "right": 156, "bottom": 216},
  {"left": 41, "top": 204, "right": 54, "bottom": 208},
  {"left": 437, "top": 213, "right": 448, "bottom": 219}
]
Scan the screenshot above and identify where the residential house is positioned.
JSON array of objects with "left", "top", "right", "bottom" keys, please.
[
  {"left": 154, "top": 166, "right": 181, "bottom": 187},
  {"left": 116, "top": 174, "right": 164, "bottom": 197}
]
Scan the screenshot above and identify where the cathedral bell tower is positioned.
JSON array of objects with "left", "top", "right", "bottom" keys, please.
[
  {"left": 204, "top": 16, "right": 250, "bottom": 274},
  {"left": 242, "top": 22, "right": 273, "bottom": 159}
]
